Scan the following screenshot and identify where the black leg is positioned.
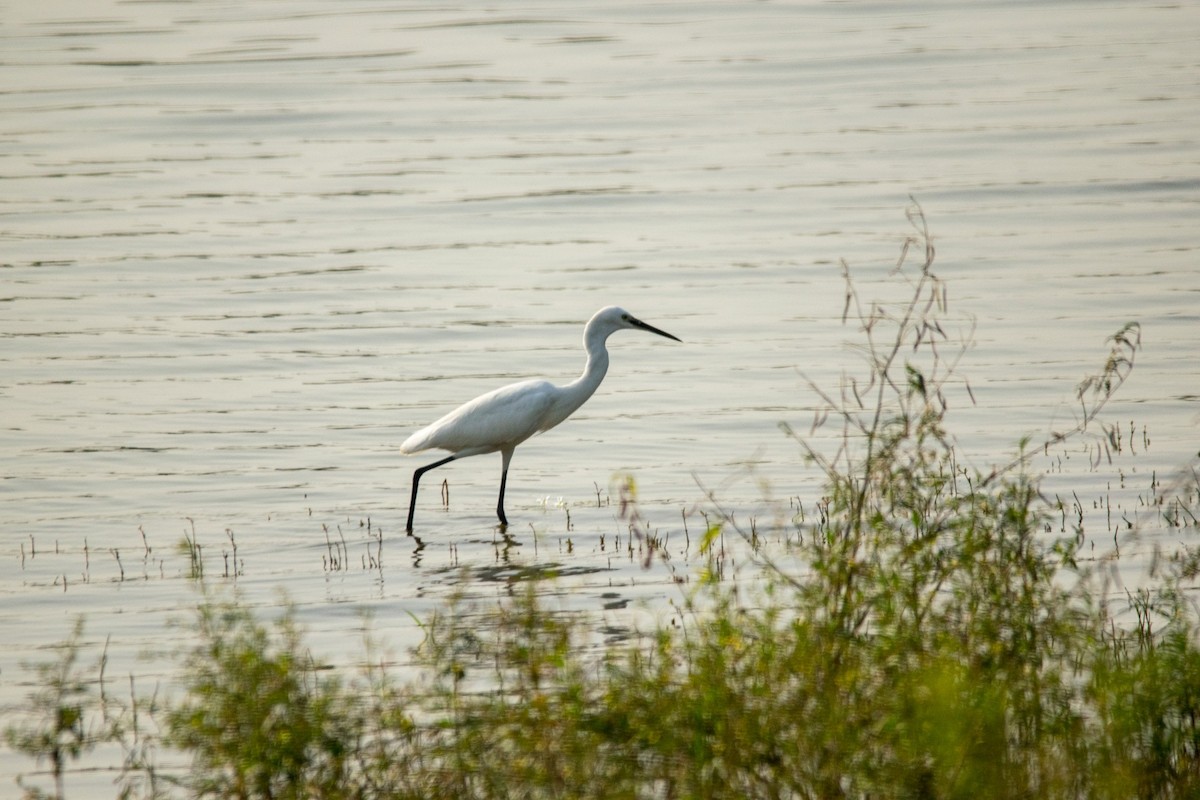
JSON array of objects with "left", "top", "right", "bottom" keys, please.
[
  {"left": 406, "top": 455, "right": 456, "bottom": 532},
  {"left": 496, "top": 447, "right": 514, "bottom": 527},
  {"left": 496, "top": 466, "right": 509, "bottom": 527}
]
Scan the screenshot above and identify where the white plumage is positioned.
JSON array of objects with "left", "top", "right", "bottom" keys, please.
[
  {"left": 401, "top": 379, "right": 559, "bottom": 458},
  {"left": 403, "top": 306, "right": 680, "bottom": 531}
]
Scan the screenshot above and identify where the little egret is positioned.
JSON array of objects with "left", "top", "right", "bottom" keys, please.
[{"left": 401, "top": 306, "right": 681, "bottom": 531}]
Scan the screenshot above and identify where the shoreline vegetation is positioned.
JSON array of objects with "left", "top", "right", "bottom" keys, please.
[{"left": 8, "top": 204, "right": 1200, "bottom": 799}]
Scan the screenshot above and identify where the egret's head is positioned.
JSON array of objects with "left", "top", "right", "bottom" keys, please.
[{"left": 590, "top": 306, "right": 681, "bottom": 342}]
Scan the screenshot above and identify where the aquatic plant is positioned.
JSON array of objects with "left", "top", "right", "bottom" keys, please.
[
  {"left": 4, "top": 619, "right": 99, "bottom": 800},
  {"left": 8, "top": 204, "right": 1199, "bottom": 798}
]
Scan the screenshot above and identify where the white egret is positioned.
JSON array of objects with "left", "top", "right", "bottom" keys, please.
[{"left": 402, "top": 306, "right": 681, "bottom": 531}]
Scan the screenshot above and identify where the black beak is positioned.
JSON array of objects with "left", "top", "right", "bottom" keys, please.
[{"left": 630, "top": 316, "right": 682, "bottom": 343}]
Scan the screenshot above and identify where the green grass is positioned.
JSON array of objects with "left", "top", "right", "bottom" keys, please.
[{"left": 8, "top": 203, "right": 1200, "bottom": 799}]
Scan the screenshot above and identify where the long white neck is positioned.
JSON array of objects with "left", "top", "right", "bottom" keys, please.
[
  {"left": 547, "top": 317, "right": 611, "bottom": 426},
  {"left": 570, "top": 323, "right": 611, "bottom": 395}
]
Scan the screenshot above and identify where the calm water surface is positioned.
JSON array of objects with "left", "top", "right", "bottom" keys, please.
[{"left": 2, "top": 0, "right": 1198, "bottom": 789}]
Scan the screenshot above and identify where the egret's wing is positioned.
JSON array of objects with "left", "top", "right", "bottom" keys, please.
[{"left": 401, "top": 380, "right": 557, "bottom": 456}]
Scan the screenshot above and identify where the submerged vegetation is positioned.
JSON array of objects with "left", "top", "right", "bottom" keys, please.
[{"left": 8, "top": 204, "right": 1200, "bottom": 798}]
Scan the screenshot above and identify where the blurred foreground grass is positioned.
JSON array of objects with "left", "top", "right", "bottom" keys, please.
[{"left": 8, "top": 205, "right": 1200, "bottom": 799}]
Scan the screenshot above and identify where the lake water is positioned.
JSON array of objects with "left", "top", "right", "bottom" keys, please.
[{"left": 2, "top": 0, "right": 1198, "bottom": 791}]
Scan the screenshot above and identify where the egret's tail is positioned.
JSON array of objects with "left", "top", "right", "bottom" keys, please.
[{"left": 400, "top": 427, "right": 433, "bottom": 454}]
